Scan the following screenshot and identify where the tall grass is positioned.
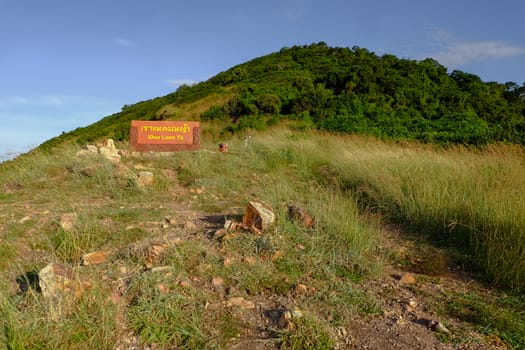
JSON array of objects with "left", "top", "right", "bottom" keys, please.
[
  {"left": 303, "top": 134, "right": 525, "bottom": 291},
  {"left": 172, "top": 128, "right": 525, "bottom": 290}
]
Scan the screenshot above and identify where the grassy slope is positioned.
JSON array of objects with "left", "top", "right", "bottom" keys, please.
[{"left": 1, "top": 128, "right": 524, "bottom": 349}]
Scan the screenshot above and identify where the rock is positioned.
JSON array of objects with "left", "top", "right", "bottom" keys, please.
[
  {"left": 179, "top": 280, "right": 191, "bottom": 288},
  {"left": 271, "top": 250, "right": 285, "bottom": 262},
  {"left": 81, "top": 250, "right": 112, "bottom": 266},
  {"left": 99, "top": 139, "right": 121, "bottom": 163},
  {"left": 137, "top": 171, "right": 154, "bottom": 186},
  {"left": 431, "top": 321, "right": 451, "bottom": 335},
  {"left": 224, "top": 219, "right": 236, "bottom": 230},
  {"left": 218, "top": 142, "right": 228, "bottom": 153},
  {"left": 277, "top": 308, "right": 303, "bottom": 329},
  {"left": 287, "top": 205, "right": 315, "bottom": 228},
  {"left": 128, "top": 242, "right": 166, "bottom": 268},
  {"left": 226, "top": 296, "right": 255, "bottom": 309},
  {"left": 102, "top": 138, "right": 117, "bottom": 151},
  {"left": 294, "top": 283, "right": 308, "bottom": 295},
  {"left": 418, "top": 318, "right": 452, "bottom": 335},
  {"left": 212, "top": 277, "right": 227, "bottom": 298},
  {"left": 59, "top": 213, "right": 77, "bottom": 232},
  {"left": 223, "top": 257, "right": 233, "bottom": 267},
  {"left": 164, "top": 216, "right": 176, "bottom": 225},
  {"left": 242, "top": 201, "right": 275, "bottom": 232},
  {"left": 38, "top": 262, "right": 90, "bottom": 299},
  {"left": 19, "top": 216, "right": 31, "bottom": 223},
  {"left": 157, "top": 283, "right": 170, "bottom": 294},
  {"left": 86, "top": 144, "right": 98, "bottom": 153},
  {"left": 399, "top": 273, "right": 416, "bottom": 285},
  {"left": 212, "top": 277, "right": 224, "bottom": 286}
]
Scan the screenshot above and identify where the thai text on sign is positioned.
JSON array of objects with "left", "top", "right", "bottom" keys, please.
[
  {"left": 130, "top": 120, "right": 201, "bottom": 152},
  {"left": 132, "top": 121, "right": 199, "bottom": 145}
]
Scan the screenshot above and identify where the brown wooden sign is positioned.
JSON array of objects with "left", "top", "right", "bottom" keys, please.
[{"left": 130, "top": 120, "right": 201, "bottom": 152}]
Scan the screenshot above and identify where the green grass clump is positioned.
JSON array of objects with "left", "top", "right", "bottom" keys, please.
[
  {"left": 436, "top": 291, "right": 525, "bottom": 348},
  {"left": 126, "top": 274, "right": 208, "bottom": 348},
  {"left": 278, "top": 314, "right": 334, "bottom": 350}
]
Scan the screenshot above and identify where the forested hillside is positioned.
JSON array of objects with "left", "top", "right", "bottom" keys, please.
[{"left": 42, "top": 43, "right": 525, "bottom": 149}]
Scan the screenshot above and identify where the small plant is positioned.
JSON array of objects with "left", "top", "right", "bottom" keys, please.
[{"left": 278, "top": 315, "right": 334, "bottom": 350}]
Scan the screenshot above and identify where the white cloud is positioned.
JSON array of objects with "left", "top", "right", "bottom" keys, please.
[
  {"left": 167, "top": 79, "right": 197, "bottom": 87},
  {"left": 424, "top": 30, "right": 525, "bottom": 66},
  {"left": 434, "top": 41, "right": 525, "bottom": 66},
  {"left": 113, "top": 37, "right": 137, "bottom": 48}
]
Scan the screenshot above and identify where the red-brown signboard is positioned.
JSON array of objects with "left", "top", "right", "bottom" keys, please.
[{"left": 130, "top": 120, "right": 201, "bottom": 152}]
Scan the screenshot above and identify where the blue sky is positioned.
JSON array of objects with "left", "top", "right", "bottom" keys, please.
[{"left": 1, "top": 0, "right": 524, "bottom": 158}]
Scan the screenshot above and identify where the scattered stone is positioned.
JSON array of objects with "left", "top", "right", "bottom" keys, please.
[
  {"left": 271, "top": 250, "right": 285, "bottom": 262},
  {"left": 127, "top": 242, "right": 167, "bottom": 268},
  {"left": 418, "top": 318, "right": 452, "bottom": 335},
  {"left": 223, "top": 257, "right": 233, "bottom": 267},
  {"left": 287, "top": 205, "right": 315, "bottom": 228},
  {"left": 157, "top": 283, "right": 170, "bottom": 294},
  {"left": 434, "top": 321, "right": 451, "bottom": 335},
  {"left": 137, "top": 171, "right": 154, "bottom": 186},
  {"left": 337, "top": 326, "right": 348, "bottom": 338},
  {"left": 218, "top": 142, "right": 228, "bottom": 153},
  {"left": 19, "top": 215, "right": 31, "bottom": 223},
  {"left": 242, "top": 201, "right": 275, "bottom": 232},
  {"left": 295, "top": 244, "right": 306, "bottom": 251},
  {"left": 224, "top": 219, "right": 236, "bottom": 230},
  {"left": 38, "top": 262, "right": 90, "bottom": 299},
  {"left": 59, "top": 213, "right": 77, "bottom": 232},
  {"left": 81, "top": 250, "right": 112, "bottom": 266},
  {"left": 212, "top": 277, "right": 224, "bottom": 286},
  {"left": 399, "top": 273, "right": 416, "bottom": 285},
  {"left": 164, "top": 216, "right": 176, "bottom": 225},
  {"left": 277, "top": 308, "right": 303, "bottom": 329},
  {"left": 99, "top": 139, "right": 121, "bottom": 163},
  {"left": 226, "top": 296, "right": 255, "bottom": 309},
  {"left": 179, "top": 280, "right": 191, "bottom": 288},
  {"left": 294, "top": 283, "right": 308, "bottom": 295}
]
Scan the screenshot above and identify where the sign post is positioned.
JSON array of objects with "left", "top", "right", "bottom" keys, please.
[{"left": 130, "top": 121, "right": 201, "bottom": 152}]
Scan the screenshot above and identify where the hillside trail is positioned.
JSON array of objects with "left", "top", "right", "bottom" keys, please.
[
  {"left": 2, "top": 158, "right": 507, "bottom": 350},
  {"left": 109, "top": 165, "right": 505, "bottom": 350}
]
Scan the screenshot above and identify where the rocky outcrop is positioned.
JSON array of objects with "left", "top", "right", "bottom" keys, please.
[
  {"left": 38, "top": 262, "right": 90, "bottom": 299},
  {"left": 242, "top": 201, "right": 275, "bottom": 233}
]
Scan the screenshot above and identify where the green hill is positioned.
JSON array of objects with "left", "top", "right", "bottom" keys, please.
[{"left": 40, "top": 43, "right": 525, "bottom": 151}]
